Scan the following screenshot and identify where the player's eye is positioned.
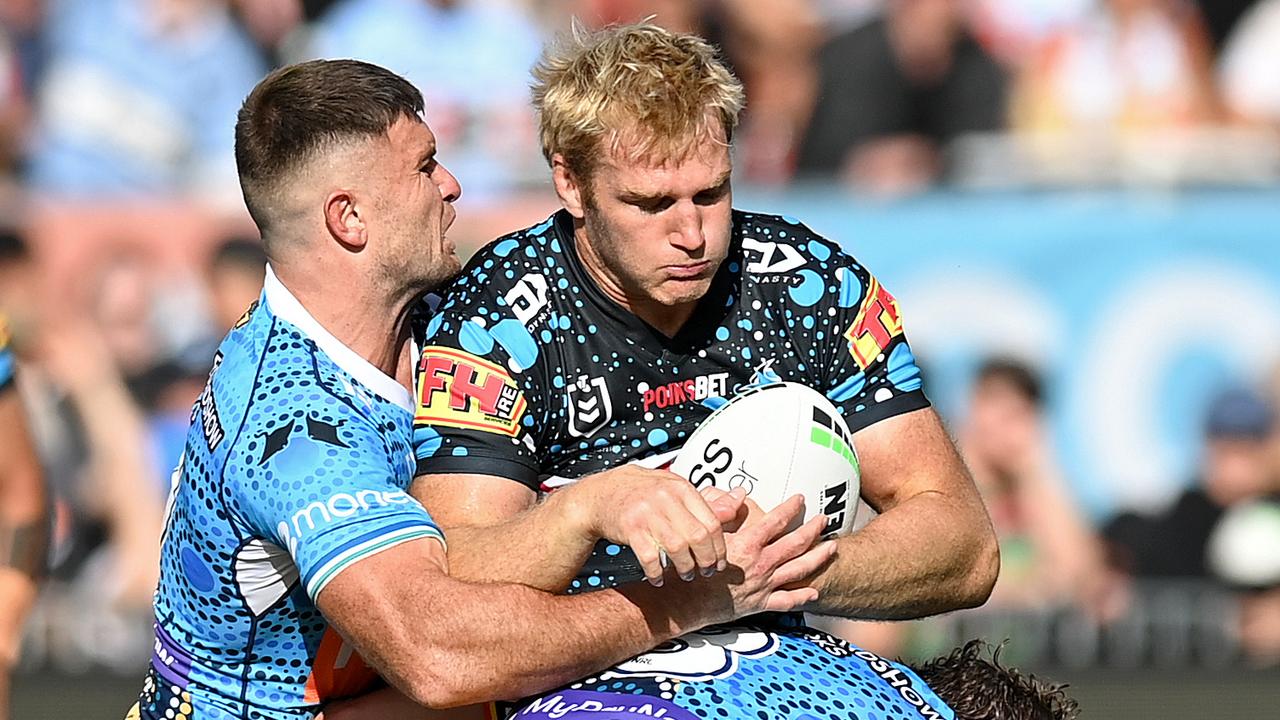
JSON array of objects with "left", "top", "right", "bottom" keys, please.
[
  {"left": 419, "top": 158, "right": 437, "bottom": 174},
  {"left": 694, "top": 181, "right": 730, "bottom": 206},
  {"left": 631, "top": 197, "right": 674, "bottom": 214}
]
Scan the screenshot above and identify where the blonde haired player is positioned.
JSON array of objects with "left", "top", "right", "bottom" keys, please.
[{"left": 409, "top": 21, "right": 1000, "bottom": 719}]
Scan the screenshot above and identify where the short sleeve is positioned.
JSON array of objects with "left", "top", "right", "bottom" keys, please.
[
  {"left": 822, "top": 266, "right": 930, "bottom": 432},
  {"left": 412, "top": 310, "right": 546, "bottom": 490},
  {"left": 235, "top": 412, "right": 445, "bottom": 601}
]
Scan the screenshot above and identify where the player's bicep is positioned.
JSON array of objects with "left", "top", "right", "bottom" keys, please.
[
  {"left": 411, "top": 472, "right": 537, "bottom": 529},
  {"left": 314, "top": 536, "right": 450, "bottom": 693},
  {"left": 852, "top": 406, "right": 974, "bottom": 513}
]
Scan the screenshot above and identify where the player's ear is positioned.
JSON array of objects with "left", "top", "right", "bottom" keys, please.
[
  {"left": 324, "top": 189, "right": 368, "bottom": 250},
  {"left": 552, "top": 154, "right": 586, "bottom": 219}
]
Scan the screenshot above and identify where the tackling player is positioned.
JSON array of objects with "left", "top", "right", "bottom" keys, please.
[
  {"left": 0, "top": 313, "right": 48, "bottom": 720},
  {"left": 128, "top": 59, "right": 835, "bottom": 720}
]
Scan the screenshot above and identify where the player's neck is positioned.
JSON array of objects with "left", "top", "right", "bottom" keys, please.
[
  {"left": 572, "top": 227, "right": 695, "bottom": 338},
  {"left": 269, "top": 263, "right": 414, "bottom": 384}
]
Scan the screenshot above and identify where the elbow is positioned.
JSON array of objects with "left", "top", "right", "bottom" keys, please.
[
  {"left": 956, "top": 526, "right": 1000, "bottom": 609},
  {"left": 398, "top": 653, "right": 519, "bottom": 710},
  {"left": 398, "top": 660, "right": 483, "bottom": 710}
]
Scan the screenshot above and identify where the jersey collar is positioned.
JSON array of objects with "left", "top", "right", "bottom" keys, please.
[{"left": 262, "top": 264, "right": 414, "bottom": 413}]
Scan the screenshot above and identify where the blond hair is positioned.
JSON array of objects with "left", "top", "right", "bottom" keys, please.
[{"left": 531, "top": 21, "right": 745, "bottom": 181}]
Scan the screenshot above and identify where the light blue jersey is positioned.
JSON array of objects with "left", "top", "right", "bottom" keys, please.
[
  {"left": 132, "top": 268, "right": 443, "bottom": 719},
  {"left": 514, "top": 625, "right": 955, "bottom": 720}
]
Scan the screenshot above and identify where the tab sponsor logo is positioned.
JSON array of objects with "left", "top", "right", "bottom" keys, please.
[{"left": 843, "top": 276, "right": 904, "bottom": 370}]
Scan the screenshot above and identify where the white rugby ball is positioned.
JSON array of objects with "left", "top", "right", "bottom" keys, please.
[{"left": 670, "top": 382, "right": 860, "bottom": 537}]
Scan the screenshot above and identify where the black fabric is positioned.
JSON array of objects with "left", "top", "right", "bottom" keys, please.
[{"left": 796, "top": 18, "right": 1009, "bottom": 177}]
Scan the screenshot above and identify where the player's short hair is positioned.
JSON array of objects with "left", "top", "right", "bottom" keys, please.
[
  {"left": 234, "top": 59, "right": 424, "bottom": 236},
  {"left": 911, "top": 640, "right": 1080, "bottom": 720},
  {"left": 531, "top": 21, "right": 745, "bottom": 185}
]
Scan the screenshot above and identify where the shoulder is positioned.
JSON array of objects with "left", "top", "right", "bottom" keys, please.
[
  {"left": 435, "top": 213, "right": 565, "bottom": 316},
  {"left": 734, "top": 209, "right": 869, "bottom": 300}
]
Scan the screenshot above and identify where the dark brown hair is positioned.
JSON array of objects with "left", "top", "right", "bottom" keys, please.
[
  {"left": 234, "top": 59, "right": 423, "bottom": 234},
  {"left": 911, "top": 640, "right": 1080, "bottom": 720}
]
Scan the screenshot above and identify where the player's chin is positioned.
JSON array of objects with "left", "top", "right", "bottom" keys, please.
[{"left": 657, "top": 277, "right": 714, "bottom": 306}]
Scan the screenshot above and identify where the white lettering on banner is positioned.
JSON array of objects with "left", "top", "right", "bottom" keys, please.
[{"left": 899, "top": 259, "right": 1280, "bottom": 516}]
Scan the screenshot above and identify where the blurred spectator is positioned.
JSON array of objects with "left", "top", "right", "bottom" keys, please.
[
  {"left": 228, "top": 0, "right": 304, "bottom": 61},
  {"left": 308, "top": 0, "right": 546, "bottom": 198},
  {"left": 0, "top": 1, "right": 37, "bottom": 172},
  {"left": 1011, "top": 0, "right": 1220, "bottom": 137},
  {"left": 27, "top": 0, "right": 266, "bottom": 200},
  {"left": 1218, "top": 0, "right": 1280, "bottom": 128},
  {"left": 795, "top": 0, "right": 1009, "bottom": 194},
  {"left": 204, "top": 236, "right": 265, "bottom": 334},
  {"left": 0, "top": 311, "right": 48, "bottom": 720},
  {"left": 958, "top": 358, "right": 1114, "bottom": 616},
  {"left": 1105, "top": 387, "right": 1277, "bottom": 580},
  {"left": 968, "top": 0, "right": 1092, "bottom": 64},
  {"left": 1191, "top": 0, "right": 1256, "bottom": 51}
]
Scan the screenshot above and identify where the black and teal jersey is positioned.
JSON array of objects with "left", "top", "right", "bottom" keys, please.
[
  {"left": 134, "top": 268, "right": 444, "bottom": 720},
  {"left": 413, "top": 208, "right": 928, "bottom": 591}
]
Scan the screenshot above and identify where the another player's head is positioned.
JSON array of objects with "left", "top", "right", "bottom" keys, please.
[
  {"left": 911, "top": 640, "right": 1080, "bottom": 720},
  {"left": 234, "top": 59, "right": 462, "bottom": 296},
  {"left": 532, "top": 22, "right": 744, "bottom": 330}
]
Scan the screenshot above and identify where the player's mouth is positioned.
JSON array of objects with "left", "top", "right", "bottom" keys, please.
[{"left": 665, "top": 261, "right": 711, "bottom": 279}]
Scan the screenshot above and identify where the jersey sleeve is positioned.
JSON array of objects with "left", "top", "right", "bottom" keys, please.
[
  {"left": 233, "top": 410, "right": 445, "bottom": 602},
  {"left": 412, "top": 308, "right": 547, "bottom": 490},
  {"left": 820, "top": 260, "right": 930, "bottom": 432}
]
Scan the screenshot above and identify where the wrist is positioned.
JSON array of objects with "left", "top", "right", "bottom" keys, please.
[{"left": 554, "top": 474, "right": 602, "bottom": 541}]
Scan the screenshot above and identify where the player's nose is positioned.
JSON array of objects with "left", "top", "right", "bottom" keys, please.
[
  {"left": 436, "top": 162, "right": 462, "bottom": 203},
  {"left": 669, "top": 202, "right": 704, "bottom": 252}
]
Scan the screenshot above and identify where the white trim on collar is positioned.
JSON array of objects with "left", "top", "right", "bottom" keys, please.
[{"left": 262, "top": 264, "right": 414, "bottom": 413}]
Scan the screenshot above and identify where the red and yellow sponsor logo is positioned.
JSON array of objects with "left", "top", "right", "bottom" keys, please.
[
  {"left": 416, "top": 346, "right": 527, "bottom": 436},
  {"left": 304, "top": 628, "right": 380, "bottom": 703},
  {"left": 843, "top": 276, "right": 904, "bottom": 370}
]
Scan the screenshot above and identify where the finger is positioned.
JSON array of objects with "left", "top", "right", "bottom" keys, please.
[
  {"left": 750, "top": 494, "right": 808, "bottom": 543},
  {"left": 761, "top": 513, "right": 828, "bottom": 570},
  {"left": 628, "top": 530, "right": 667, "bottom": 587},
  {"left": 677, "top": 488, "right": 729, "bottom": 575},
  {"left": 763, "top": 586, "right": 820, "bottom": 613},
  {"left": 770, "top": 539, "right": 838, "bottom": 588},
  {"left": 654, "top": 517, "right": 700, "bottom": 582},
  {"left": 702, "top": 486, "right": 747, "bottom": 527}
]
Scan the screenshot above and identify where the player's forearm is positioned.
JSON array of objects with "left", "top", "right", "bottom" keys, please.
[
  {"left": 804, "top": 491, "right": 999, "bottom": 619},
  {"left": 368, "top": 578, "right": 708, "bottom": 709},
  {"left": 441, "top": 488, "right": 598, "bottom": 592}
]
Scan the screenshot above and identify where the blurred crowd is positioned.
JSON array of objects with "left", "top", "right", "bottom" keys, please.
[{"left": 0, "top": 0, "right": 1278, "bottom": 680}]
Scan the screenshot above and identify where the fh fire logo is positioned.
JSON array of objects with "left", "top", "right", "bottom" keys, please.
[{"left": 567, "top": 375, "right": 612, "bottom": 438}]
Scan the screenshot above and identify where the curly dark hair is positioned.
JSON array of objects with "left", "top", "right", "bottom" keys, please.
[{"left": 910, "top": 640, "right": 1080, "bottom": 720}]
